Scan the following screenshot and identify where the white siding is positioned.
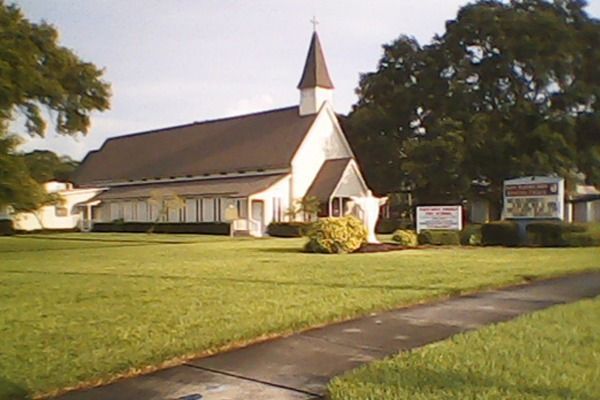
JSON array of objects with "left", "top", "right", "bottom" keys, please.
[
  {"left": 291, "top": 106, "right": 352, "bottom": 200},
  {"left": 332, "top": 163, "right": 368, "bottom": 198},
  {"left": 252, "top": 175, "right": 292, "bottom": 230}
]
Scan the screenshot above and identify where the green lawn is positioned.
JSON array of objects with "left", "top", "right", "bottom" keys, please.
[
  {"left": 0, "top": 233, "right": 598, "bottom": 399},
  {"left": 329, "top": 297, "right": 600, "bottom": 400}
]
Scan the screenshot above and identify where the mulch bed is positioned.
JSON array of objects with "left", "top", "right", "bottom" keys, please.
[{"left": 355, "top": 242, "right": 410, "bottom": 253}]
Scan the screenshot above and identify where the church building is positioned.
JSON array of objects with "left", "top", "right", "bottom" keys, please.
[{"left": 73, "top": 31, "right": 384, "bottom": 237}]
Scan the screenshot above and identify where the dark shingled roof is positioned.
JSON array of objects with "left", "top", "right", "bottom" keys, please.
[
  {"left": 297, "top": 32, "right": 334, "bottom": 90},
  {"left": 305, "top": 158, "right": 352, "bottom": 202},
  {"left": 95, "top": 174, "right": 286, "bottom": 200},
  {"left": 72, "top": 106, "right": 317, "bottom": 186}
]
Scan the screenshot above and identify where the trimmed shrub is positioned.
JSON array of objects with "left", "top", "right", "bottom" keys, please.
[
  {"left": 305, "top": 215, "right": 367, "bottom": 254},
  {"left": 0, "top": 219, "right": 15, "bottom": 236},
  {"left": 481, "top": 221, "right": 519, "bottom": 246},
  {"left": 92, "top": 222, "right": 230, "bottom": 235},
  {"left": 563, "top": 231, "right": 600, "bottom": 247},
  {"left": 391, "top": 229, "right": 418, "bottom": 247},
  {"left": 376, "top": 218, "right": 411, "bottom": 234},
  {"left": 526, "top": 221, "right": 588, "bottom": 247},
  {"left": 417, "top": 229, "right": 460, "bottom": 246},
  {"left": 460, "top": 224, "right": 482, "bottom": 246},
  {"left": 267, "top": 222, "right": 312, "bottom": 238}
]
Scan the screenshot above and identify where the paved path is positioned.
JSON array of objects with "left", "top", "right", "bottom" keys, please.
[{"left": 59, "top": 271, "right": 600, "bottom": 400}]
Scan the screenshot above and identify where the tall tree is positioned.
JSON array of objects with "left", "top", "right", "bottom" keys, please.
[
  {"left": 21, "top": 150, "right": 79, "bottom": 183},
  {"left": 345, "top": 0, "right": 599, "bottom": 213},
  {"left": 0, "top": 1, "right": 110, "bottom": 212}
]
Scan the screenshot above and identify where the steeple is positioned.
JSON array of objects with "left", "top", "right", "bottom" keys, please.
[{"left": 298, "top": 30, "right": 334, "bottom": 116}]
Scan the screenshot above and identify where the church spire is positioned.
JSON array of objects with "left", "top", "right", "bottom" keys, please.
[
  {"left": 298, "top": 29, "right": 334, "bottom": 116},
  {"left": 297, "top": 31, "right": 334, "bottom": 90}
]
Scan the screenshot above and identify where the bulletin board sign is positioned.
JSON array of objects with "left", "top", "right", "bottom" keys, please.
[{"left": 416, "top": 205, "right": 462, "bottom": 233}]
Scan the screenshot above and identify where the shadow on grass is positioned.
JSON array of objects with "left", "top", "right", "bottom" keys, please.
[
  {"left": 340, "top": 365, "right": 595, "bottom": 400},
  {"left": 256, "top": 247, "right": 306, "bottom": 254},
  {"left": 13, "top": 235, "right": 195, "bottom": 245},
  {"left": 0, "top": 376, "right": 31, "bottom": 400},
  {"left": 1, "top": 269, "right": 457, "bottom": 292},
  {"left": 0, "top": 243, "right": 152, "bottom": 253}
]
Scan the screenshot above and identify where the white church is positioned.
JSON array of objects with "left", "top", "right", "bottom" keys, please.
[{"left": 72, "top": 31, "right": 384, "bottom": 238}]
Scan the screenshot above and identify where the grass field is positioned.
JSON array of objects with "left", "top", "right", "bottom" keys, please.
[
  {"left": 0, "top": 233, "right": 598, "bottom": 399},
  {"left": 329, "top": 297, "right": 600, "bottom": 400}
]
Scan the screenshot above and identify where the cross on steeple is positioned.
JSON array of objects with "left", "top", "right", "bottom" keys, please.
[{"left": 310, "top": 16, "right": 319, "bottom": 32}]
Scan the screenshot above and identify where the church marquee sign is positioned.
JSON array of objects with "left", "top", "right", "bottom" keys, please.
[{"left": 502, "top": 176, "right": 564, "bottom": 220}]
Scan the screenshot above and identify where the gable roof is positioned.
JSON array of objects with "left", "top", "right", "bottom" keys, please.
[
  {"left": 305, "top": 158, "right": 352, "bottom": 202},
  {"left": 297, "top": 32, "right": 334, "bottom": 90},
  {"left": 72, "top": 106, "right": 317, "bottom": 186}
]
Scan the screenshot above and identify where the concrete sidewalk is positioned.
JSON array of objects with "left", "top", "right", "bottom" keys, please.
[{"left": 59, "top": 271, "right": 600, "bottom": 400}]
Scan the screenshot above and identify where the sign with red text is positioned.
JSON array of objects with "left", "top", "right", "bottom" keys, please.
[
  {"left": 503, "top": 177, "right": 564, "bottom": 220},
  {"left": 416, "top": 205, "right": 462, "bottom": 233}
]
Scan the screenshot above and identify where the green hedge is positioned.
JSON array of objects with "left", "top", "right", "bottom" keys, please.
[
  {"left": 460, "top": 224, "right": 482, "bottom": 245},
  {"left": 92, "top": 222, "right": 230, "bottom": 235},
  {"left": 267, "top": 222, "right": 312, "bottom": 238},
  {"left": 526, "top": 221, "right": 587, "bottom": 247},
  {"left": 376, "top": 218, "right": 412, "bottom": 234},
  {"left": 417, "top": 229, "right": 460, "bottom": 246},
  {"left": 562, "top": 231, "right": 600, "bottom": 247},
  {"left": 305, "top": 216, "right": 367, "bottom": 254},
  {"left": 0, "top": 219, "right": 14, "bottom": 236},
  {"left": 526, "top": 221, "right": 597, "bottom": 247},
  {"left": 481, "top": 221, "right": 519, "bottom": 246},
  {"left": 391, "top": 229, "right": 418, "bottom": 247}
]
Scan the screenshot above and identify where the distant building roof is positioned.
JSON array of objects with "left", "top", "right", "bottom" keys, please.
[
  {"left": 297, "top": 32, "right": 334, "bottom": 90},
  {"left": 306, "top": 158, "right": 352, "bottom": 202},
  {"left": 72, "top": 106, "right": 316, "bottom": 186}
]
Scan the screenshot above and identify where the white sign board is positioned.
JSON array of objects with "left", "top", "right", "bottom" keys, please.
[
  {"left": 503, "top": 176, "right": 564, "bottom": 220},
  {"left": 416, "top": 205, "right": 463, "bottom": 233}
]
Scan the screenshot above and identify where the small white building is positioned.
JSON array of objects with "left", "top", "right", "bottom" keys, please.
[
  {"left": 566, "top": 184, "right": 600, "bottom": 223},
  {"left": 11, "top": 181, "right": 104, "bottom": 231},
  {"left": 71, "top": 31, "right": 384, "bottom": 237}
]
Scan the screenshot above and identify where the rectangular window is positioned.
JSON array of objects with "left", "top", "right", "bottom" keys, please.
[
  {"left": 197, "top": 198, "right": 203, "bottom": 222},
  {"left": 203, "top": 198, "right": 214, "bottom": 222},
  {"left": 272, "top": 197, "right": 282, "bottom": 222},
  {"left": 137, "top": 201, "right": 148, "bottom": 221},
  {"left": 215, "top": 198, "right": 221, "bottom": 222},
  {"left": 110, "top": 202, "right": 120, "bottom": 221},
  {"left": 185, "top": 199, "right": 197, "bottom": 222},
  {"left": 236, "top": 198, "right": 248, "bottom": 219},
  {"left": 167, "top": 204, "right": 179, "bottom": 222},
  {"left": 55, "top": 206, "right": 68, "bottom": 217},
  {"left": 220, "top": 198, "right": 236, "bottom": 221}
]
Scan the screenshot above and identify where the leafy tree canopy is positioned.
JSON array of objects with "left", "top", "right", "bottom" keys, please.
[
  {"left": 22, "top": 150, "right": 79, "bottom": 183},
  {"left": 0, "top": 1, "right": 110, "bottom": 212},
  {"left": 345, "top": 0, "right": 599, "bottom": 212}
]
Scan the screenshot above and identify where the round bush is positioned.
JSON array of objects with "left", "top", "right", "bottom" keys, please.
[
  {"left": 305, "top": 215, "right": 367, "bottom": 254},
  {"left": 392, "top": 229, "right": 418, "bottom": 247}
]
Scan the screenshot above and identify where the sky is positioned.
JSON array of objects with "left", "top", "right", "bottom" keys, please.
[{"left": 13, "top": 0, "right": 600, "bottom": 160}]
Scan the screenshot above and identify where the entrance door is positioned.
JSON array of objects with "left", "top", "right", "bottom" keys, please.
[{"left": 251, "top": 200, "right": 264, "bottom": 235}]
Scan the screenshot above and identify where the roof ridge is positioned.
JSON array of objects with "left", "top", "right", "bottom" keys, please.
[{"left": 103, "top": 105, "right": 301, "bottom": 143}]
